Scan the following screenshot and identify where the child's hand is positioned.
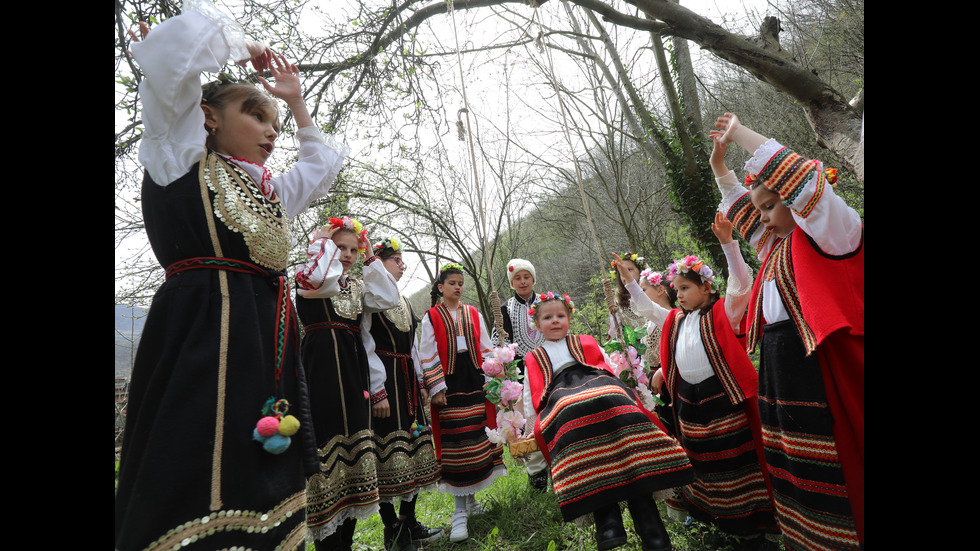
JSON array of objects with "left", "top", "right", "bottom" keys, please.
[
  {"left": 709, "top": 135, "right": 729, "bottom": 166},
  {"left": 257, "top": 53, "right": 303, "bottom": 104},
  {"left": 372, "top": 398, "right": 391, "bottom": 418},
  {"left": 430, "top": 390, "right": 447, "bottom": 406},
  {"left": 240, "top": 41, "right": 273, "bottom": 73},
  {"left": 357, "top": 232, "right": 372, "bottom": 260},
  {"left": 312, "top": 225, "right": 338, "bottom": 242},
  {"left": 611, "top": 253, "right": 636, "bottom": 284},
  {"left": 125, "top": 21, "right": 150, "bottom": 57},
  {"left": 712, "top": 112, "right": 741, "bottom": 144},
  {"left": 711, "top": 211, "right": 734, "bottom": 245}
]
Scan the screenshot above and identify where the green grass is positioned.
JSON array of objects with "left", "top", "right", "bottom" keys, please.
[{"left": 306, "top": 452, "right": 786, "bottom": 551}]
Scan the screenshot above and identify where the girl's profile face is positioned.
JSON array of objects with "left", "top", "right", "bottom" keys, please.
[
  {"left": 535, "top": 300, "right": 570, "bottom": 342},
  {"left": 672, "top": 275, "right": 712, "bottom": 312},
  {"left": 438, "top": 273, "right": 464, "bottom": 301},
  {"left": 381, "top": 253, "right": 405, "bottom": 282},
  {"left": 640, "top": 279, "right": 663, "bottom": 302},
  {"left": 204, "top": 97, "right": 279, "bottom": 166},
  {"left": 751, "top": 185, "right": 796, "bottom": 238},
  {"left": 332, "top": 231, "right": 360, "bottom": 273}
]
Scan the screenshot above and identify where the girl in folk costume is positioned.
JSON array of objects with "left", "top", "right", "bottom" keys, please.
[
  {"left": 491, "top": 258, "right": 548, "bottom": 491},
  {"left": 608, "top": 252, "right": 649, "bottom": 341},
  {"left": 635, "top": 268, "right": 679, "bottom": 437},
  {"left": 294, "top": 217, "right": 400, "bottom": 551},
  {"left": 710, "top": 113, "right": 864, "bottom": 551},
  {"left": 523, "top": 293, "right": 697, "bottom": 551},
  {"left": 418, "top": 263, "right": 507, "bottom": 543},
  {"left": 368, "top": 237, "right": 443, "bottom": 551},
  {"left": 615, "top": 231, "right": 780, "bottom": 549},
  {"left": 116, "top": 2, "right": 348, "bottom": 549}
]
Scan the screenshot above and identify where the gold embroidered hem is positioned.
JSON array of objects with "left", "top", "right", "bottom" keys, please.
[
  {"left": 141, "top": 490, "right": 307, "bottom": 551},
  {"left": 374, "top": 428, "right": 441, "bottom": 499},
  {"left": 305, "top": 429, "right": 380, "bottom": 540}
]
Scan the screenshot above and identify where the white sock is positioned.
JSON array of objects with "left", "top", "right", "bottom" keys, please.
[{"left": 454, "top": 495, "right": 468, "bottom": 513}]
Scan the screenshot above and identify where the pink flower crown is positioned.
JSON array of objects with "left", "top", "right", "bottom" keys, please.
[
  {"left": 527, "top": 292, "right": 575, "bottom": 327},
  {"left": 666, "top": 255, "right": 717, "bottom": 292},
  {"left": 639, "top": 268, "right": 665, "bottom": 287}
]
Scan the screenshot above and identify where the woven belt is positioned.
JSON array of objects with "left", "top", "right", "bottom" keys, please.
[
  {"left": 377, "top": 349, "right": 418, "bottom": 416},
  {"left": 163, "top": 256, "right": 296, "bottom": 389},
  {"left": 303, "top": 320, "right": 362, "bottom": 334}
]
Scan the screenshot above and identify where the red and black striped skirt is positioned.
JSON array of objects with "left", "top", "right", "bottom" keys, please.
[
  {"left": 758, "top": 320, "right": 862, "bottom": 550},
  {"left": 539, "top": 363, "right": 696, "bottom": 521},
  {"left": 668, "top": 374, "right": 779, "bottom": 537}
]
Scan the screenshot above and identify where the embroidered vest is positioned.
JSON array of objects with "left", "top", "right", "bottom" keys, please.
[
  {"left": 746, "top": 225, "right": 865, "bottom": 355},
  {"left": 660, "top": 298, "right": 757, "bottom": 406},
  {"left": 525, "top": 335, "right": 611, "bottom": 412},
  {"left": 426, "top": 303, "right": 483, "bottom": 375}
]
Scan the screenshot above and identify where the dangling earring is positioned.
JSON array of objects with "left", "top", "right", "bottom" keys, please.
[{"left": 210, "top": 126, "right": 217, "bottom": 135}]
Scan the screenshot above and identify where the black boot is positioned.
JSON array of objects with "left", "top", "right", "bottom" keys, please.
[
  {"left": 384, "top": 519, "right": 417, "bottom": 551},
  {"left": 528, "top": 470, "right": 549, "bottom": 492},
  {"left": 593, "top": 503, "right": 628, "bottom": 551},
  {"left": 627, "top": 497, "right": 672, "bottom": 551}
]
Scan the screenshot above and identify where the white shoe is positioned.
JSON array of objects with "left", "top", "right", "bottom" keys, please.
[
  {"left": 449, "top": 509, "right": 469, "bottom": 542},
  {"left": 466, "top": 495, "right": 486, "bottom": 515}
]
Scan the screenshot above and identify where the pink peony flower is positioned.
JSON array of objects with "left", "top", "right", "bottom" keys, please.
[
  {"left": 485, "top": 426, "right": 505, "bottom": 445},
  {"left": 498, "top": 343, "right": 518, "bottom": 363},
  {"left": 482, "top": 357, "right": 505, "bottom": 378},
  {"left": 498, "top": 410, "right": 526, "bottom": 442},
  {"left": 499, "top": 380, "right": 524, "bottom": 407}
]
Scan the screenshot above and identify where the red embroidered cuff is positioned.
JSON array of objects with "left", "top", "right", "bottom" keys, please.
[
  {"left": 370, "top": 389, "right": 388, "bottom": 405},
  {"left": 364, "top": 255, "right": 380, "bottom": 266}
]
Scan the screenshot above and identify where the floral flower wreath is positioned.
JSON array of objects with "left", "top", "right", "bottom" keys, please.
[
  {"left": 639, "top": 268, "right": 665, "bottom": 287},
  {"left": 373, "top": 237, "right": 402, "bottom": 253},
  {"left": 610, "top": 252, "right": 643, "bottom": 270},
  {"left": 666, "top": 255, "right": 718, "bottom": 293},
  {"left": 440, "top": 262, "right": 465, "bottom": 274},
  {"left": 326, "top": 216, "right": 368, "bottom": 253},
  {"left": 527, "top": 291, "right": 575, "bottom": 327}
]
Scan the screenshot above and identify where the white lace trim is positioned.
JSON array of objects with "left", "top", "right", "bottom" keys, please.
[
  {"left": 437, "top": 465, "right": 508, "bottom": 496},
  {"left": 183, "top": 0, "right": 249, "bottom": 62},
  {"left": 304, "top": 502, "right": 380, "bottom": 543},
  {"left": 743, "top": 137, "right": 783, "bottom": 176}
]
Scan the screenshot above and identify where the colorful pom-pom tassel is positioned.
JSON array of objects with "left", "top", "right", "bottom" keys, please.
[
  {"left": 256, "top": 416, "right": 280, "bottom": 437},
  {"left": 263, "top": 433, "right": 291, "bottom": 454},
  {"left": 278, "top": 415, "right": 300, "bottom": 436}
]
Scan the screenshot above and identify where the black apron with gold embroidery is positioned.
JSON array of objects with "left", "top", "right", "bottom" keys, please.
[
  {"left": 115, "top": 153, "right": 317, "bottom": 551},
  {"left": 296, "top": 279, "right": 381, "bottom": 541},
  {"left": 369, "top": 298, "right": 440, "bottom": 501}
]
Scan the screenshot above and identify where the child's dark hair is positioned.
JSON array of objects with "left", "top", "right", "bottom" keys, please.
[
  {"left": 640, "top": 269, "right": 676, "bottom": 309},
  {"left": 671, "top": 270, "right": 718, "bottom": 316},
  {"left": 430, "top": 263, "right": 465, "bottom": 307},
  {"left": 614, "top": 253, "right": 643, "bottom": 309}
]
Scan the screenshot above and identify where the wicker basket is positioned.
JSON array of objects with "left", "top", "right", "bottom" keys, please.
[{"left": 507, "top": 437, "right": 539, "bottom": 457}]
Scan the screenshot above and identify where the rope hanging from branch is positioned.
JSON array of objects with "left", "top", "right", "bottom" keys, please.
[
  {"left": 449, "top": 1, "right": 509, "bottom": 344},
  {"left": 531, "top": 5, "right": 625, "bottom": 345}
]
